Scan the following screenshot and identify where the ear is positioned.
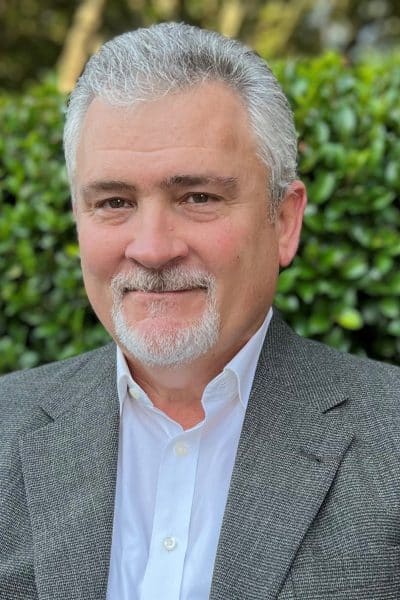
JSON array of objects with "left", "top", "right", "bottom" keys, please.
[{"left": 276, "top": 180, "right": 307, "bottom": 267}]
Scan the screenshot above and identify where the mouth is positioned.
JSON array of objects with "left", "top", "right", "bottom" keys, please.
[{"left": 123, "top": 286, "right": 207, "bottom": 295}]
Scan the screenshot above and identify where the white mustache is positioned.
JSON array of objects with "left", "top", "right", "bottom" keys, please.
[{"left": 111, "top": 267, "right": 215, "bottom": 296}]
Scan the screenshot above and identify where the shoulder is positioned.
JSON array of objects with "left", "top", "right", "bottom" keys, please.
[
  {"left": 266, "top": 312, "right": 400, "bottom": 417},
  {"left": 0, "top": 343, "right": 116, "bottom": 430},
  {"left": 302, "top": 337, "right": 400, "bottom": 437},
  {"left": 295, "top": 329, "right": 400, "bottom": 392},
  {"left": 269, "top": 309, "right": 400, "bottom": 368},
  {"left": 0, "top": 342, "right": 116, "bottom": 394},
  {"left": 295, "top": 327, "right": 400, "bottom": 383}
]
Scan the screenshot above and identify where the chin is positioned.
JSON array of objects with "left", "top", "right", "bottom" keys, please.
[
  {"left": 112, "top": 305, "right": 220, "bottom": 368},
  {"left": 129, "top": 315, "right": 195, "bottom": 334}
]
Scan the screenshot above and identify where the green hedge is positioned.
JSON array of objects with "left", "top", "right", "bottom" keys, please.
[
  {"left": 275, "top": 53, "right": 400, "bottom": 364},
  {"left": 0, "top": 52, "right": 399, "bottom": 374}
]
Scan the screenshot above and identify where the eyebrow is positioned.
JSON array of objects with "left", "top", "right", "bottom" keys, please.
[
  {"left": 80, "top": 180, "right": 137, "bottom": 199},
  {"left": 80, "top": 174, "right": 239, "bottom": 199},
  {"left": 160, "top": 174, "right": 239, "bottom": 195}
]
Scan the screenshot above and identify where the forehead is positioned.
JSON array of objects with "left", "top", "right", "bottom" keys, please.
[{"left": 77, "top": 81, "right": 259, "bottom": 163}]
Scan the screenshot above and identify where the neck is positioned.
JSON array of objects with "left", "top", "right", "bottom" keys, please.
[
  {"left": 122, "top": 315, "right": 269, "bottom": 428},
  {"left": 126, "top": 354, "right": 224, "bottom": 429}
]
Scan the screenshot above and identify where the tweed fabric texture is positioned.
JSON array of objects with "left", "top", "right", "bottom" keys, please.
[
  {"left": 0, "top": 344, "right": 119, "bottom": 600},
  {"left": 210, "top": 315, "right": 400, "bottom": 599},
  {"left": 1, "top": 313, "right": 400, "bottom": 599}
]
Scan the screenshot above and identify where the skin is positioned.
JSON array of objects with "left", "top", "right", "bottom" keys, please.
[{"left": 73, "top": 81, "right": 307, "bottom": 428}]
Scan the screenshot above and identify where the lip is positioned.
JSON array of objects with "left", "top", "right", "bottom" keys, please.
[{"left": 124, "top": 289, "right": 205, "bottom": 298}]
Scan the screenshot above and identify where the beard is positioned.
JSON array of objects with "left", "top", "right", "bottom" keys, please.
[{"left": 111, "top": 266, "right": 220, "bottom": 367}]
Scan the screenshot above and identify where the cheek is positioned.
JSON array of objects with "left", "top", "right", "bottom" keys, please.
[
  {"left": 214, "top": 221, "right": 279, "bottom": 294},
  {"left": 200, "top": 231, "right": 242, "bottom": 284},
  {"left": 77, "top": 223, "right": 124, "bottom": 279},
  {"left": 199, "top": 224, "right": 256, "bottom": 295},
  {"left": 77, "top": 224, "right": 123, "bottom": 329},
  {"left": 210, "top": 220, "right": 272, "bottom": 268}
]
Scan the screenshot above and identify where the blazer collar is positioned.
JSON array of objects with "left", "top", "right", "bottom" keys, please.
[
  {"left": 210, "top": 312, "right": 354, "bottom": 599},
  {"left": 19, "top": 343, "right": 119, "bottom": 600}
]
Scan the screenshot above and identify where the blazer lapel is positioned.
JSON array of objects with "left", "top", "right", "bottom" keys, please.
[
  {"left": 19, "top": 345, "right": 119, "bottom": 600},
  {"left": 210, "top": 314, "right": 354, "bottom": 600}
]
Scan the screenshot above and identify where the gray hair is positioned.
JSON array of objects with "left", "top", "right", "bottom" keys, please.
[{"left": 63, "top": 22, "right": 298, "bottom": 210}]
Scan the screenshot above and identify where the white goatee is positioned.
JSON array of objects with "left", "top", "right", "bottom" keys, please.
[{"left": 111, "top": 266, "right": 220, "bottom": 367}]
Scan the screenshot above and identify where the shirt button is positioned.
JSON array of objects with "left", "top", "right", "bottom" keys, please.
[
  {"left": 174, "top": 442, "right": 189, "bottom": 457},
  {"left": 128, "top": 387, "right": 140, "bottom": 400},
  {"left": 163, "top": 536, "right": 177, "bottom": 551}
]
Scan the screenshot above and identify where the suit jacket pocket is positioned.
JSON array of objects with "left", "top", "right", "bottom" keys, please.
[{"left": 290, "top": 546, "right": 400, "bottom": 600}]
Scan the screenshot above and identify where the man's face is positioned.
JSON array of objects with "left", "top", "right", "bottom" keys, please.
[{"left": 73, "top": 82, "right": 305, "bottom": 367}]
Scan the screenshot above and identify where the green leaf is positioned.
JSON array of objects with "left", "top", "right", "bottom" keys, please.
[
  {"left": 335, "top": 308, "right": 364, "bottom": 330},
  {"left": 333, "top": 106, "right": 357, "bottom": 138},
  {"left": 340, "top": 257, "right": 369, "bottom": 280},
  {"left": 309, "top": 172, "right": 337, "bottom": 204},
  {"left": 387, "top": 320, "right": 400, "bottom": 336},
  {"left": 379, "top": 298, "right": 400, "bottom": 319}
]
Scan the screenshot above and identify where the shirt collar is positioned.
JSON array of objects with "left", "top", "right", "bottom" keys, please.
[
  {"left": 116, "top": 307, "right": 273, "bottom": 414},
  {"left": 223, "top": 307, "right": 272, "bottom": 408}
]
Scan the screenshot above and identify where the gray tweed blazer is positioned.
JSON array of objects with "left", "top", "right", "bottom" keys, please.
[{"left": 1, "top": 313, "right": 400, "bottom": 599}]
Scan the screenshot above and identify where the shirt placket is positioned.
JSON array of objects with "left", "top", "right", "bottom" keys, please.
[{"left": 140, "top": 426, "right": 202, "bottom": 599}]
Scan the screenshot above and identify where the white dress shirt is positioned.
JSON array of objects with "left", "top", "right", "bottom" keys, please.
[{"left": 107, "top": 308, "right": 272, "bottom": 600}]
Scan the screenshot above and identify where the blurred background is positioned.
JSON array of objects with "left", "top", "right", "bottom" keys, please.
[
  {"left": 0, "top": 0, "right": 399, "bottom": 372},
  {"left": 1, "top": 0, "right": 400, "bottom": 92}
]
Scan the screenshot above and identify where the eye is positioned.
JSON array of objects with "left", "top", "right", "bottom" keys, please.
[
  {"left": 186, "top": 193, "right": 216, "bottom": 204},
  {"left": 99, "top": 197, "right": 130, "bottom": 209}
]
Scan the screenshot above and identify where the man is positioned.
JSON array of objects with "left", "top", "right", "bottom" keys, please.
[{"left": 1, "top": 21, "right": 400, "bottom": 600}]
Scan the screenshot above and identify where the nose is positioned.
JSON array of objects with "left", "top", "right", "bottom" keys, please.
[{"left": 124, "top": 203, "right": 189, "bottom": 270}]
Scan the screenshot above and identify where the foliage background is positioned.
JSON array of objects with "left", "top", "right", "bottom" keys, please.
[
  {"left": 2, "top": 0, "right": 400, "bottom": 92},
  {"left": 0, "top": 51, "right": 399, "bottom": 374}
]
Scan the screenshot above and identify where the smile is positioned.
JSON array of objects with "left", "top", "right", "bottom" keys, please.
[{"left": 123, "top": 287, "right": 207, "bottom": 295}]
